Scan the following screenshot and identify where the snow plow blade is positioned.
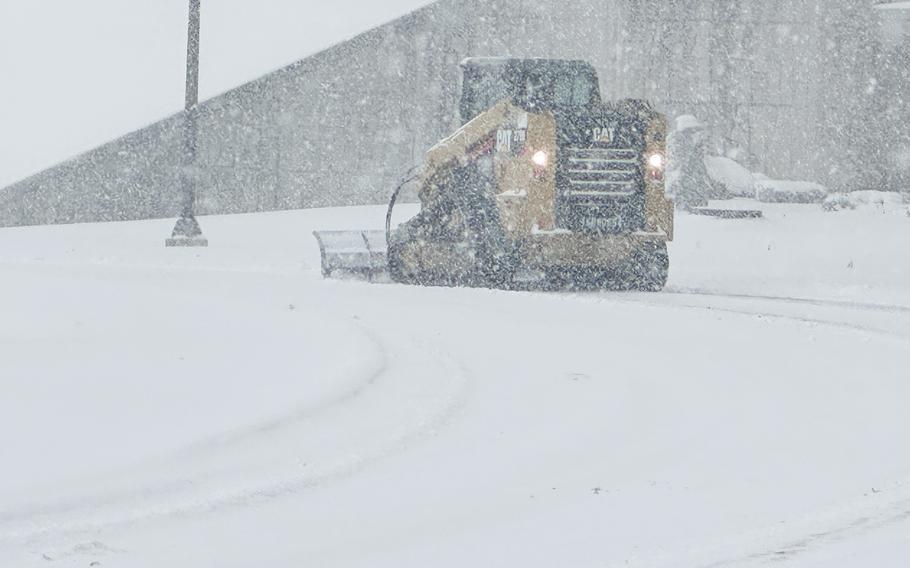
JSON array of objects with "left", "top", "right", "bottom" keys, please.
[{"left": 313, "top": 230, "right": 389, "bottom": 281}]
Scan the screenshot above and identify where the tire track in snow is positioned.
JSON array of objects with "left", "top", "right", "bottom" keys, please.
[
  {"left": 666, "top": 287, "right": 910, "bottom": 315},
  {"left": 595, "top": 288, "right": 910, "bottom": 568},
  {"left": 716, "top": 507, "right": 910, "bottom": 567},
  {"left": 0, "top": 317, "right": 471, "bottom": 553},
  {"left": 685, "top": 486, "right": 910, "bottom": 568},
  {"left": 613, "top": 289, "right": 910, "bottom": 345},
  {"left": 0, "top": 319, "right": 387, "bottom": 528}
]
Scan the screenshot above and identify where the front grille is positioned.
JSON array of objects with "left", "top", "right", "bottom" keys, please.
[
  {"left": 564, "top": 147, "right": 641, "bottom": 198},
  {"left": 556, "top": 147, "right": 645, "bottom": 234}
]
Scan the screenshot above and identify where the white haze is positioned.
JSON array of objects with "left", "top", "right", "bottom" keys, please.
[{"left": 0, "top": 0, "right": 434, "bottom": 189}]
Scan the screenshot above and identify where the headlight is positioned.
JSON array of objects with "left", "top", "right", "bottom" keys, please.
[
  {"left": 648, "top": 153, "right": 665, "bottom": 169},
  {"left": 532, "top": 150, "right": 549, "bottom": 168}
]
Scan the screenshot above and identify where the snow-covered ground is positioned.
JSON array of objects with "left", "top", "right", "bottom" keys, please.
[{"left": 1, "top": 200, "right": 909, "bottom": 567}]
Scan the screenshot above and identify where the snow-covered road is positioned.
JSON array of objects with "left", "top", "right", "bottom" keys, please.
[{"left": 1, "top": 202, "right": 908, "bottom": 567}]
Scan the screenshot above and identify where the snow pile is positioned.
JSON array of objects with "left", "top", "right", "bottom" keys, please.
[
  {"left": 704, "top": 156, "right": 757, "bottom": 197},
  {"left": 823, "top": 190, "right": 906, "bottom": 212},
  {"left": 674, "top": 114, "right": 702, "bottom": 131},
  {"left": 667, "top": 115, "right": 727, "bottom": 206},
  {"left": 755, "top": 180, "right": 828, "bottom": 203}
]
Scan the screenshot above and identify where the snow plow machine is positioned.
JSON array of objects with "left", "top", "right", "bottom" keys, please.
[{"left": 314, "top": 57, "right": 674, "bottom": 290}]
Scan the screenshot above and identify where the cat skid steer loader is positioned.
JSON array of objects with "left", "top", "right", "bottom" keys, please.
[{"left": 314, "top": 57, "right": 673, "bottom": 290}]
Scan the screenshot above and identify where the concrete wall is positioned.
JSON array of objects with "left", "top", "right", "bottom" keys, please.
[
  {"left": 0, "top": 2, "right": 466, "bottom": 227},
  {"left": 1, "top": 0, "right": 900, "bottom": 227}
]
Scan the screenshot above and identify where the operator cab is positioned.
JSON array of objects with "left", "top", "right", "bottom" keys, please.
[{"left": 459, "top": 58, "right": 602, "bottom": 124}]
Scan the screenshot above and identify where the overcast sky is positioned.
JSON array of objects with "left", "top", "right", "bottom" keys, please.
[{"left": 0, "top": 0, "right": 434, "bottom": 189}]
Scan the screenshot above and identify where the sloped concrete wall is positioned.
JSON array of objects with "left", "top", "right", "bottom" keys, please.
[
  {"left": 0, "top": 116, "right": 184, "bottom": 226},
  {"left": 1, "top": 0, "right": 898, "bottom": 227},
  {"left": 0, "top": 2, "right": 466, "bottom": 227}
]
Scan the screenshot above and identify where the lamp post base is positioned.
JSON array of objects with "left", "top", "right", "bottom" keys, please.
[
  {"left": 166, "top": 236, "right": 209, "bottom": 247},
  {"left": 166, "top": 215, "right": 208, "bottom": 247}
]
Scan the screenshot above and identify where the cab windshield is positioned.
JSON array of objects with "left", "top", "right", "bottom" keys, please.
[
  {"left": 461, "top": 61, "right": 599, "bottom": 122},
  {"left": 523, "top": 71, "right": 596, "bottom": 108}
]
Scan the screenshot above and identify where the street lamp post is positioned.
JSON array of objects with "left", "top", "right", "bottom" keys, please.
[{"left": 166, "top": 0, "right": 208, "bottom": 247}]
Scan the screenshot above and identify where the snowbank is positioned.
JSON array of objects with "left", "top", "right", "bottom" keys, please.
[
  {"left": 674, "top": 114, "right": 702, "bottom": 131},
  {"left": 704, "top": 156, "right": 757, "bottom": 197},
  {"left": 822, "top": 190, "right": 906, "bottom": 212},
  {"left": 755, "top": 180, "right": 828, "bottom": 203}
]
